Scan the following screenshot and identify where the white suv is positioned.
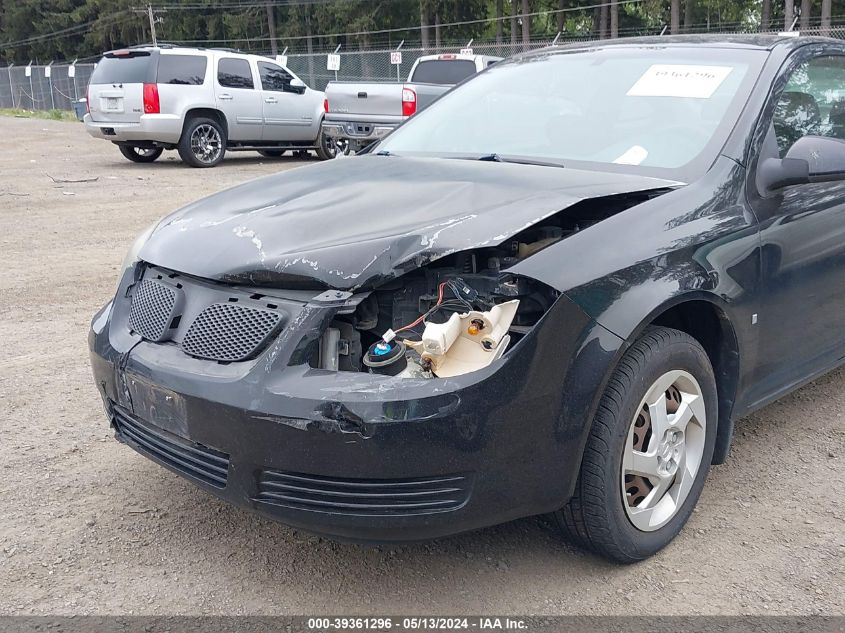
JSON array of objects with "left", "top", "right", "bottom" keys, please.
[{"left": 83, "top": 46, "right": 335, "bottom": 167}]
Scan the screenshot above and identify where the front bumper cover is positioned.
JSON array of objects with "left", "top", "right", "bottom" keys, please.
[{"left": 88, "top": 268, "right": 624, "bottom": 542}]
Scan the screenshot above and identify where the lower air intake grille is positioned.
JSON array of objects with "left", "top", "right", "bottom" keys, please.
[
  {"left": 113, "top": 407, "right": 229, "bottom": 488},
  {"left": 181, "top": 303, "right": 282, "bottom": 362},
  {"left": 254, "top": 470, "right": 472, "bottom": 516},
  {"left": 128, "top": 279, "right": 177, "bottom": 342}
]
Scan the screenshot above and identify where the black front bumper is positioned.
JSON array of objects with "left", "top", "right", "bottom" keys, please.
[{"left": 89, "top": 276, "right": 624, "bottom": 543}]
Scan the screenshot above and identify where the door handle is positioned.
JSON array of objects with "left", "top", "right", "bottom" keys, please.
[
  {"left": 218, "top": 93, "right": 233, "bottom": 100},
  {"left": 264, "top": 97, "right": 278, "bottom": 104}
]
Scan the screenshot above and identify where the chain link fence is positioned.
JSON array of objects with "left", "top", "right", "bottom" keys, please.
[
  {"left": 4, "top": 26, "right": 845, "bottom": 112},
  {"left": 0, "top": 63, "right": 95, "bottom": 111}
]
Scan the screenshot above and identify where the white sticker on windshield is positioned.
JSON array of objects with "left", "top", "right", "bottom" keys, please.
[
  {"left": 626, "top": 64, "right": 733, "bottom": 99},
  {"left": 613, "top": 145, "right": 648, "bottom": 165}
]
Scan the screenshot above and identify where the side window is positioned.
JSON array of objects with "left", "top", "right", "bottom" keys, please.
[
  {"left": 217, "top": 58, "right": 254, "bottom": 89},
  {"left": 157, "top": 55, "right": 207, "bottom": 85},
  {"left": 258, "top": 62, "right": 293, "bottom": 92},
  {"left": 774, "top": 55, "right": 845, "bottom": 156}
]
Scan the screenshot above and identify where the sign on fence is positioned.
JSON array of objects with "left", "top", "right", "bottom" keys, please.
[
  {"left": 275, "top": 54, "right": 288, "bottom": 67},
  {"left": 460, "top": 47, "right": 474, "bottom": 55},
  {"left": 25, "top": 65, "right": 31, "bottom": 77},
  {"left": 44, "top": 66, "right": 51, "bottom": 78},
  {"left": 390, "top": 51, "right": 402, "bottom": 65},
  {"left": 68, "top": 65, "right": 75, "bottom": 78},
  {"left": 327, "top": 53, "right": 341, "bottom": 71}
]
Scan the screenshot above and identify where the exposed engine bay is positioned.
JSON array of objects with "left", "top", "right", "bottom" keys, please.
[
  {"left": 315, "top": 221, "right": 574, "bottom": 378},
  {"left": 309, "top": 190, "right": 673, "bottom": 378}
]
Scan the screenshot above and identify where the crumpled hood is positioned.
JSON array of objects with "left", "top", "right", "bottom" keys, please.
[{"left": 140, "top": 155, "right": 679, "bottom": 290}]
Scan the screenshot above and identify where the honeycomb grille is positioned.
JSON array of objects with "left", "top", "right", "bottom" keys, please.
[
  {"left": 128, "top": 279, "right": 177, "bottom": 342},
  {"left": 181, "top": 303, "right": 282, "bottom": 362}
]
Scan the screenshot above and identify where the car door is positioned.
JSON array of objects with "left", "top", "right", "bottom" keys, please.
[
  {"left": 747, "top": 46, "right": 845, "bottom": 403},
  {"left": 256, "top": 61, "right": 316, "bottom": 142},
  {"left": 215, "top": 56, "right": 262, "bottom": 142}
]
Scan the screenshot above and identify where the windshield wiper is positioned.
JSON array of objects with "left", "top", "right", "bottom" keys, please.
[{"left": 474, "top": 153, "right": 565, "bottom": 168}]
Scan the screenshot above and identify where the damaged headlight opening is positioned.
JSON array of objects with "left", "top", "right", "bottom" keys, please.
[{"left": 313, "top": 240, "right": 563, "bottom": 380}]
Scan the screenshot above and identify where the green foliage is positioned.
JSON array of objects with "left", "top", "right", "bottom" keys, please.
[{"left": 0, "top": 0, "right": 834, "bottom": 64}]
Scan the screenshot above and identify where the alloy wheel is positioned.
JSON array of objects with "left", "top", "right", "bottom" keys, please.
[
  {"left": 190, "top": 124, "right": 223, "bottom": 164},
  {"left": 622, "top": 369, "right": 707, "bottom": 532}
]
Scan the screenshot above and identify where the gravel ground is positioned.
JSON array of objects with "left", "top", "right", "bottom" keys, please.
[{"left": 0, "top": 116, "right": 843, "bottom": 616}]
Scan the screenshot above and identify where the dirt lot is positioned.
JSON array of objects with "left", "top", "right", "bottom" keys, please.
[{"left": 0, "top": 115, "right": 843, "bottom": 616}]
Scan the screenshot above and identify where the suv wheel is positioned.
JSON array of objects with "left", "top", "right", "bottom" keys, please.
[
  {"left": 178, "top": 117, "right": 226, "bottom": 168},
  {"left": 119, "top": 146, "right": 163, "bottom": 163},
  {"left": 315, "top": 128, "right": 337, "bottom": 160},
  {"left": 554, "top": 326, "right": 717, "bottom": 562}
]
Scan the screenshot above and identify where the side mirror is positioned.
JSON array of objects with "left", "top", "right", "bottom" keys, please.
[
  {"left": 758, "top": 135, "right": 845, "bottom": 193},
  {"left": 287, "top": 77, "right": 306, "bottom": 94}
]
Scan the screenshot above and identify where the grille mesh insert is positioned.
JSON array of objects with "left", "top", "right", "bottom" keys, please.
[
  {"left": 254, "top": 470, "right": 472, "bottom": 516},
  {"left": 128, "top": 279, "right": 177, "bottom": 342},
  {"left": 181, "top": 303, "right": 282, "bottom": 362}
]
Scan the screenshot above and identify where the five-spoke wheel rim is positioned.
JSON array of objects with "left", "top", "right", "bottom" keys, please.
[
  {"left": 190, "top": 124, "right": 222, "bottom": 164},
  {"left": 622, "top": 370, "right": 706, "bottom": 532}
]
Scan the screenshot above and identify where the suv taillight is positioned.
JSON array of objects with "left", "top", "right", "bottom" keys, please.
[
  {"left": 143, "top": 83, "right": 160, "bottom": 114},
  {"left": 324, "top": 98, "right": 329, "bottom": 113},
  {"left": 401, "top": 87, "right": 416, "bottom": 117},
  {"left": 85, "top": 86, "right": 90, "bottom": 113}
]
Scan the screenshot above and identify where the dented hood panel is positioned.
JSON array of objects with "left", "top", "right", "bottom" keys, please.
[{"left": 140, "top": 155, "right": 679, "bottom": 290}]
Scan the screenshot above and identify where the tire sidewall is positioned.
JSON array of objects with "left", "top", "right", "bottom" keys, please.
[
  {"left": 604, "top": 335, "right": 718, "bottom": 559},
  {"left": 119, "top": 145, "right": 162, "bottom": 163}
]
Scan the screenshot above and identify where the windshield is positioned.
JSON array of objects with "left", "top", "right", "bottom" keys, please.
[{"left": 379, "top": 46, "right": 766, "bottom": 180}]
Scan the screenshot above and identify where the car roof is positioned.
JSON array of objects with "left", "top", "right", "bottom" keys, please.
[
  {"left": 522, "top": 33, "right": 840, "bottom": 58},
  {"left": 107, "top": 45, "right": 256, "bottom": 58}
]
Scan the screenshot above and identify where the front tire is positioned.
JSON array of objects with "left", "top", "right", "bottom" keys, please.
[
  {"left": 554, "top": 326, "right": 717, "bottom": 562},
  {"left": 119, "top": 145, "right": 163, "bottom": 163},
  {"left": 178, "top": 117, "right": 226, "bottom": 168}
]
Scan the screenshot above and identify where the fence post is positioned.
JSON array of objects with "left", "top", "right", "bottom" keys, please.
[
  {"left": 70, "top": 59, "right": 78, "bottom": 101},
  {"left": 47, "top": 62, "right": 55, "bottom": 110},
  {"left": 7, "top": 64, "right": 14, "bottom": 109},
  {"left": 27, "top": 61, "right": 35, "bottom": 109}
]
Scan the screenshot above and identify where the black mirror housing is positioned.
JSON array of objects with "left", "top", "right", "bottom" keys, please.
[
  {"left": 758, "top": 135, "right": 845, "bottom": 194},
  {"left": 786, "top": 135, "right": 845, "bottom": 182}
]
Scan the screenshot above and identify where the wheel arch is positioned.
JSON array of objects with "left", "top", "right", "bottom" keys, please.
[
  {"left": 630, "top": 294, "right": 741, "bottom": 465},
  {"left": 181, "top": 108, "right": 229, "bottom": 140}
]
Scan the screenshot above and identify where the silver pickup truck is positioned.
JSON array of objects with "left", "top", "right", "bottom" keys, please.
[{"left": 321, "top": 53, "right": 500, "bottom": 152}]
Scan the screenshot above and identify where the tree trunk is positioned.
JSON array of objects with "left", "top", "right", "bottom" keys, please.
[
  {"left": 434, "top": 11, "right": 441, "bottom": 50},
  {"left": 557, "top": 0, "right": 565, "bottom": 32},
  {"left": 599, "top": 2, "right": 608, "bottom": 38},
  {"left": 511, "top": 0, "right": 519, "bottom": 45},
  {"left": 821, "top": 0, "right": 831, "bottom": 34},
  {"left": 265, "top": 2, "right": 278, "bottom": 56},
  {"left": 592, "top": 6, "right": 601, "bottom": 36},
  {"left": 420, "top": 1, "right": 429, "bottom": 51},
  {"left": 784, "top": 0, "right": 794, "bottom": 30},
  {"left": 496, "top": 0, "right": 504, "bottom": 43},
  {"left": 684, "top": 0, "right": 694, "bottom": 32},
  {"left": 761, "top": 0, "right": 771, "bottom": 30},
  {"left": 610, "top": 0, "right": 618, "bottom": 37},
  {"left": 800, "top": 0, "right": 811, "bottom": 30},
  {"left": 521, "top": 0, "right": 530, "bottom": 49},
  {"left": 670, "top": 0, "right": 680, "bottom": 34}
]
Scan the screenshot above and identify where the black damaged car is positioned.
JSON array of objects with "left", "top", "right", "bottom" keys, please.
[{"left": 90, "top": 35, "right": 845, "bottom": 561}]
